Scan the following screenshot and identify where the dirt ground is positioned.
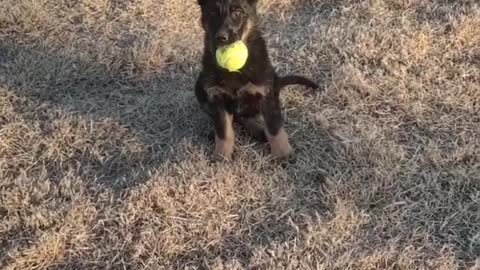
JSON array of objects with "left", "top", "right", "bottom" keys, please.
[{"left": 0, "top": 0, "right": 479, "bottom": 269}]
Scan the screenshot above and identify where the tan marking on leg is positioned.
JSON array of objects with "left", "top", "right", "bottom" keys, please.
[
  {"left": 206, "top": 86, "right": 228, "bottom": 101},
  {"left": 214, "top": 113, "right": 234, "bottom": 160},
  {"left": 241, "top": 19, "right": 254, "bottom": 43},
  {"left": 266, "top": 127, "right": 292, "bottom": 158}
]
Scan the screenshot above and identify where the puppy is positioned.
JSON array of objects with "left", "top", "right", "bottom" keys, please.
[{"left": 195, "top": 0, "right": 318, "bottom": 160}]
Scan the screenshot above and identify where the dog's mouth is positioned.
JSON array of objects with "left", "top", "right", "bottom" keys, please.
[
  {"left": 215, "top": 38, "right": 239, "bottom": 48},
  {"left": 213, "top": 31, "right": 241, "bottom": 49},
  {"left": 216, "top": 40, "right": 230, "bottom": 48},
  {"left": 215, "top": 41, "right": 235, "bottom": 49}
]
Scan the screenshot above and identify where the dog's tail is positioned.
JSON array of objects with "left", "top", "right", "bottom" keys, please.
[{"left": 275, "top": 75, "right": 319, "bottom": 90}]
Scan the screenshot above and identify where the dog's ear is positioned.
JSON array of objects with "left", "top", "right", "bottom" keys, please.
[
  {"left": 197, "top": 0, "right": 204, "bottom": 5},
  {"left": 248, "top": 0, "right": 258, "bottom": 5}
]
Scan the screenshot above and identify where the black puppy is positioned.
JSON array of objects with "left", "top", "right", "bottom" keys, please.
[{"left": 195, "top": 0, "right": 318, "bottom": 160}]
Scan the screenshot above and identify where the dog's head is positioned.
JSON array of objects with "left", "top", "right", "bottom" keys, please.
[{"left": 197, "top": 0, "right": 258, "bottom": 50}]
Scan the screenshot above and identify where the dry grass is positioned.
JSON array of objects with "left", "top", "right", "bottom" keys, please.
[{"left": 0, "top": 0, "right": 479, "bottom": 269}]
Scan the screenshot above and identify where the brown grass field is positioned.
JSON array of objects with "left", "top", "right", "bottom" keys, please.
[{"left": 0, "top": 0, "right": 479, "bottom": 269}]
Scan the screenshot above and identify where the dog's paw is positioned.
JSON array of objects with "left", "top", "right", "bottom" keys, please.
[
  {"left": 271, "top": 141, "right": 292, "bottom": 159},
  {"left": 213, "top": 139, "right": 234, "bottom": 161},
  {"left": 268, "top": 128, "right": 292, "bottom": 159}
]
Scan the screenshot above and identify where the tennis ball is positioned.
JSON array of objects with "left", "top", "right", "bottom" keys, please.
[{"left": 216, "top": 41, "right": 249, "bottom": 72}]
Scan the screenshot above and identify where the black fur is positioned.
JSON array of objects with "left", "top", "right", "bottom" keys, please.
[{"left": 195, "top": 0, "right": 318, "bottom": 158}]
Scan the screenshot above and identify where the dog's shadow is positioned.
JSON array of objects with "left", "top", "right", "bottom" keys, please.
[
  {"left": 0, "top": 39, "right": 211, "bottom": 197},
  {"left": 0, "top": 0, "right": 338, "bottom": 198}
]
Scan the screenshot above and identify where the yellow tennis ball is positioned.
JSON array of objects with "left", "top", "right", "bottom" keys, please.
[{"left": 216, "top": 41, "right": 249, "bottom": 72}]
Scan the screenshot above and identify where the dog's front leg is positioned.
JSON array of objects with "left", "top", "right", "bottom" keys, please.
[
  {"left": 260, "top": 95, "right": 292, "bottom": 158},
  {"left": 210, "top": 97, "right": 235, "bottom": 161}
]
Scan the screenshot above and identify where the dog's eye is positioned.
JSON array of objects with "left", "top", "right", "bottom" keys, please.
[{"left": 232, "top": 9, "right": 242, "bottom": 17}]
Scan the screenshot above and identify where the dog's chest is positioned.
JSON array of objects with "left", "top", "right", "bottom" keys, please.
[
  {"left": 206, "top": 80, "right": 267, "bottom": 116},
  {"left": 207, "top": 79, "right": 267, "bottom": 99},
  {"left": 231, "top": 91, "right": 263, "bottom": 117}
]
